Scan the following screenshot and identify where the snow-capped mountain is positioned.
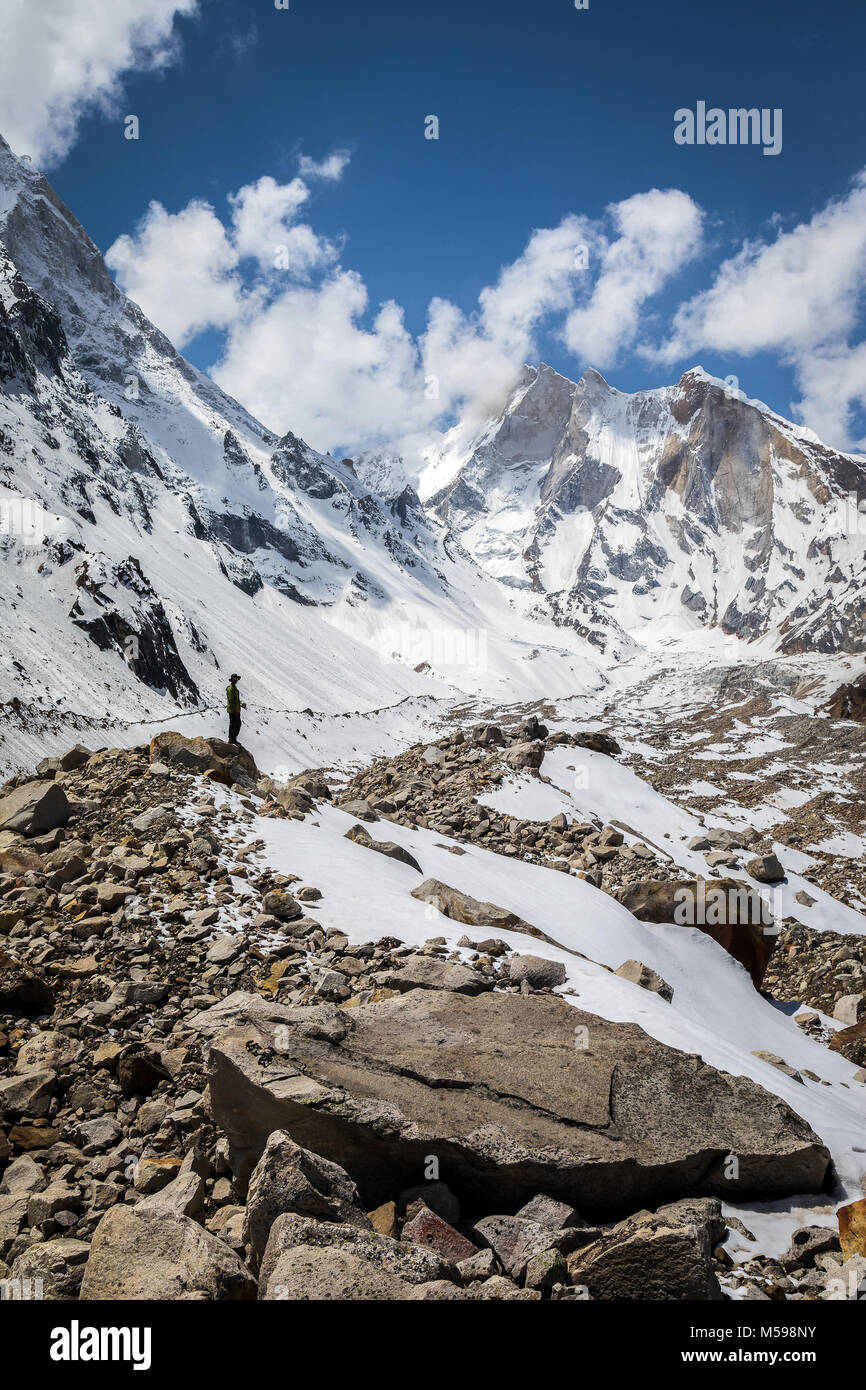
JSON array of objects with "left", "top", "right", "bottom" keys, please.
[
  {"left": 1, "top": 135, "right": 613, "bottom": 764},
  {"left": 427, "top": 363, "right": 866, "bottom": 660},
  {"left": 1, "top": 132, "right": 864, "bottom": 775}
]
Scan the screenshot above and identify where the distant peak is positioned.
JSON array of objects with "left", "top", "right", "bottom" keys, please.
[{"left": 579, "top": 366, "right": 611, "bottom": 389}]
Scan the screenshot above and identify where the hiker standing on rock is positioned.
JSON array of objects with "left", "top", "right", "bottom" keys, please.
[{"left": 226, "top": 673, "right": 245, "bottom": 744}]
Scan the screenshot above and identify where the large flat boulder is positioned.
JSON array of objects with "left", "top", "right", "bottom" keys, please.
[{"left": 206, "top": 989, "right": 830, "bottom": 1217}]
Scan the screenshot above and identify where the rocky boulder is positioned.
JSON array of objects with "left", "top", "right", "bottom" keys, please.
[
  {"left": 10, "top": 1237, "right": 90, "bottom": 1300},
  {"left": 257, "top": 1212, "right": 454, "bottom": 1299},
  {"left": 149, "top": 732, "right": 218, "bottom": 773},
  {"left": 410, "top": 878, "right": 554, "bottom": 944},
  {"left": 829, "top": 1016, "right": 866, "bottom": 1067},
  {"left": 566, "top": 1198, "right": 726, "bottom": 1299},
  {"left": 148, "top": 732, "right": 258, "bottom": 786},
  {"left": 746, "top": 852, "right": 786, "bottom": 884},
  {"left": 206, "top": 989, "right": 831, "bottom": 1215},
  {"left": 0, "top": 779, "right": 69, "bottom": 836},
  {"left": 14, "top": 1030, "right": 81, "bottom": 1073},
  {"left": 572, "top": 731, "right": 621, "bottom": 757},
  {"left": 79, "top": 1205, "right": 256, "bottom": 1300},
  {"left": 612, "top": 878, "right": 775, "bottom": 987},
  {"left": 383, "top": 953, "right": 492, "bottom": 995},
  {"left": 507, "top": 954, "right": 566, "bottom": 990},
  {"left": 504, "top": 741, "right": 545, "bottom": 772},
  {"left": 35, "top": 744, "right": 92, "bottom": 777},
  {"left": 614, "top": 959, "right": 674, "bottom": 1002},
  {"left": 260, "top": 1243, "right": 416, "bottom": 1300},
  {"left": 0, "top": 950, "right": 55, "bottom": 1016},
  {"left": 244, "top": 1130, "right": 371, "bottom": 1268},
  {"left": 345, "top": 823, "right": 422, "bottom": 872},
  {"left": 0, "top": 844, "right": 43, "bottom": 874}
]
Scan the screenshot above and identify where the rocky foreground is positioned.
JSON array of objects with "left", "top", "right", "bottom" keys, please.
[{"left": 1, "top": 729, "right": 865, "bottom": 1301}]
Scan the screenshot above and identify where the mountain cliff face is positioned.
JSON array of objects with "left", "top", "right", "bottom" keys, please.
[{"left": 428, "top": 364, "right": 866, "bottom": 658}]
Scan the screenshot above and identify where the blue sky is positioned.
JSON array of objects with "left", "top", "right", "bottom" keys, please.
[{"left": 3, "top": 0, "right": 865, "bottom": 459}]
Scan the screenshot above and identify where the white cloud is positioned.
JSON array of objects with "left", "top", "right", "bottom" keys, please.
[
  {"left": 0, "top": 0, "right": 196, "bottom": 166},
  {"left": 212, "top": 215, "right": 601, "bottom": 450},
  {"left": 228, "top": 175, "right": 339, "bottom": 276},
  {"left": 213, "top": 273, "right": 426, "bottom": 451},
  {"left": 106, "top": 159, "right": 866, "bottom": 456},
  {"left": 422, "top": 217, "right": 589, "bottom": 421},
  {"left": 108, "top": 177, "right": 711, "bottom": 457},
  {"left": 298, "top": 151, "right": 351, "bottom": 182},
  {"left": 795, "top": 344, "right": 866, "bottom": 453},
  {"left": 105, "top": 162, "right": 866, "bottom": 456},
  {"left": 654, "top": 170, "right": 866, "bottom": 450},
  {"left": 107, "top": 163, "right": 347, "bottom": 346},
  {"left": 563, "top": 189, "right": 704, "bottom": 365},
  {"left": 107, "top": 199, "right": 242, "bottom": 347},
  {"left": 661, "top": 173, "right": 866, "bottom": 360}
]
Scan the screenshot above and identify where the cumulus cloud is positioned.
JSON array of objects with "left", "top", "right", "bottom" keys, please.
[
  {"left": 422, "top": 217, "right": 591, "bottom": 423},
  {"left": 229, "top": 175, "right": 338, "bottom": 275},
  {"left": 107, "top": 160, "right": 346, "bottom": 347},
  {"left": 795, "top": 344, "right": 866, "bottom": 453},
  {"left": 212, "top": 215, "right": 607, "bottom": 449},
  {"left": 564, "top": 189, "right": 704, "bottom": 365},
  {"left": 0, "top": 0, "right": 196, "bottom": 166},
  {"left": 654, "top": 170, "right": 866, "bottom": 450},
  {"left": 213, "top": 274, "right": 426, "bottom": 451},
  {"left": 104, "top": 156, "right": 866, "bottom": 456},
  {"left": 108, "top": 170, "right": 709, "bottom": 457},
  {"left": 107, "top": 199, "right": 242, "bottom": 347},
  {"left": 211, "top": 193, "right": 701, "bottom": 451}
]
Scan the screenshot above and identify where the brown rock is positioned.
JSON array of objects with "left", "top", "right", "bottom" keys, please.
[
  {"left": 79, "top": 1206, "right": 256, "bottom": 1300},
  {"left": 367, "top": 1200, "right": 398, "bottom": 1239},
  {"left": 344, "top": 823, "right": 421, "bottom": 873},
  {"left": 409, "top": 878, "right": 554, "bottom": 944},
  {"left": 838, "top": 1198, "right": 866, "bottom": 1260},
  {"left": 0, "top": 780, "right": 70, "bottom": 836},
  {"left": 613, "top": 878, "right": 775, "bottom": 988},
  {"left": 401, "top": 1207, "right": 478, "bottom": 1263}
]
